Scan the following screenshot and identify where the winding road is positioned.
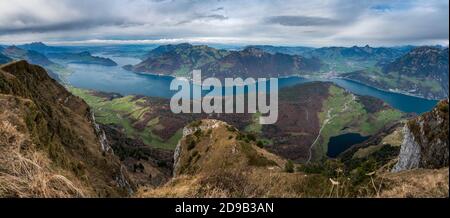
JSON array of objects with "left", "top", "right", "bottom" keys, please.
[{"left": 306, "top": 94, "right": 355, "bottom": 163}]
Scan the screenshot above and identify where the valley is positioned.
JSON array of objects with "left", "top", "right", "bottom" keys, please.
[
  {"left": 69, "top": 81, "right": 405, "bottom": 163},
  {"left": 0, "top": 42, "right": 448, "bottom": 198}
]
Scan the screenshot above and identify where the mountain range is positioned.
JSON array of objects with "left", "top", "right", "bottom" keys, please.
[
  {"left": 18, "top": 42, "right": 68, "bottom": 54},
  {"left": 1, "top": 45, "right": 68, "bottom": 81},
  {"left": 344, "top": 46, "right": 449, "bottom": 99},
  {"left": 200, "top": 47, "right": 321, "bottom": 79},
  {"left": 121, "top": 43, "right": 448, "bottom": 100},
  {"left": 0, "top": 60, "right": 448, "bottom": 197},
  {"left": 126, "top": 43, "right": 230, "bottom": 76},
  {"left": 46, "top": 51, "right": 117, "bottom": 66},
  {"left": 2, "top": 42, "right": 448, "bottom": 100},
  {"left": 125, "top": 43, "right": 321, "bottom": 78}
]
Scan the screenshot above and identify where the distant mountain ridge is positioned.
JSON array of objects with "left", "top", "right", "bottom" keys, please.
[
  {"left": 5, "top": 42, "right": 447, "bottom": 100},
  {"left": 126, "top": 43, "right": 420, "bottom": 79},
  {"left": 344, "top": 46, "right": 449, "bottom": 100},
  {"left": 383, "top": 46, "right": 449, "bottom": 79},
  {"left": 127, "top": 43, "right": 322, "bottom": 78},
  {"left": 305, "top": 45, "right": 409, "bottom": 61},
  {"left": 200, "top": 47, "right": 321, "bottom": 78},
  {"left": 2, "top": 46, "right": 54, "bottom": 66},
  {"left": 47, "top": 51, "right": 117, "bottom": 66},
  {"left": 128, "top": 43, "right": 229, "bottom": 76},
  {"left": 18, "top": 42, "right": 68, "bottom": 54},
  {"left": 245, "top": 45, "right": 315, "bottom": 55},
  {"left": 0, "top": 45, "right": 67, "bottom": 81}
]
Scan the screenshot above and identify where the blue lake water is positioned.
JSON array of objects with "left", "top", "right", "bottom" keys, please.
[
  {"left": 66, "top": 55, "right": 438, "bottom": 114},
  {"left": 327, "top": 133, "right": 371, "bottom": 158}
]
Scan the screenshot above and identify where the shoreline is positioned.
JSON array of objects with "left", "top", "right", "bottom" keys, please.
[
  {"left": 122, "top": 66, "right": 441, "bottom": 101},
  {"left": 337, "top": 77, "right": 443, "bottom": 101}
]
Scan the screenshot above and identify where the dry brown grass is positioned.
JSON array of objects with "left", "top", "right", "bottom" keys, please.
[
  {"left": 0, "top": 120, "right": 87, "bottom": 198},
  {"left": 379, "top": 168, "right": 449, "bottom": 198},
  {"left": 136, "top": 168, "right": 334, "bottom": 198}
]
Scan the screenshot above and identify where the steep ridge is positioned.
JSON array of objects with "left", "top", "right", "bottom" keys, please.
[
  {"left": 137, "top": 119, "right": 327, "bottom": 198},
  {"left": 0, "top": 61, "right": 132, "bottom": 197},
  {"left": 393, "top": 99, "right": 449, "bottom": 172}
]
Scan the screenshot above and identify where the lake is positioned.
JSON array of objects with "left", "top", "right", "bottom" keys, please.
[
  {"left": 327, "top": 133, "right": 371, "bottom": 158},
  {"left": 66, "top": 55, "right": 438, "bottom": 114}
]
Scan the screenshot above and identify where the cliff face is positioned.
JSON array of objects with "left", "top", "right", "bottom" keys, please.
[
  {"left": 392, "top": 126, "right": 422, "bottom": 171},
  {"left": 393, "top": 100, "right": 449, "bottom": 172},
  {"left": 0, "top": 61, "right": 132, "bottom": 197}
]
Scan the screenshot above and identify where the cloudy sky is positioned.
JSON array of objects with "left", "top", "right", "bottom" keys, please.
[{"left": 0, "top": 0, "right": 448, "bottom": 46}]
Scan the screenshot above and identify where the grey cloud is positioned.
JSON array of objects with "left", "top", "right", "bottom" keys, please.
[
  {"left": 266, "top": 16, "right": 341, "bottom": 26},
  {"left": 176, "top": 13, "right": 228, "bottom": 25},
  {"left": 211, "top": 7, "right": 224, "bottom": 12},
  {"left": 0, "top": 19, "right": 138, "bottom": 35},
  {"left": 201, "top": 14, "right": 228, "bottom": 20},
  {"left": 0, "top": 0, "right": 447, "bottom": 46}
]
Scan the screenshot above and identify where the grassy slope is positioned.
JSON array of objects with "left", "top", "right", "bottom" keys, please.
[
  {"left": 69, "top": 87, "right": 181, "bottom": 149},
  {"left": 315, "top": 85, "right": 403, "bottom": 159}
]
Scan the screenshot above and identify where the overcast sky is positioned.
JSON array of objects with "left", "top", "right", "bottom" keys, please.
[{"left": 0, "top": 0, "right": 448, "bottom": 46}]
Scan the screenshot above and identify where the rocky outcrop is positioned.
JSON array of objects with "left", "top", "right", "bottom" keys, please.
[
  {"left": 392, "top": 126, "right": 422, "bottom": 172},
  {"left": 173, "top": 119, "right": 225, "bottom": 176},
  {"left": 90, "top": 110, "right": 112, "bottom": 152},
  {"left": 393, "top": 100, "right": 449, "bottom": 172}
]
